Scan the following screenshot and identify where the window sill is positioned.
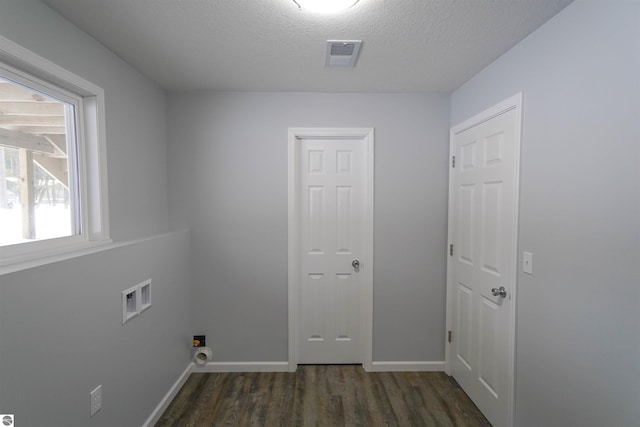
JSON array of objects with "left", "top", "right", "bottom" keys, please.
[
  {"left": 0, "top": 238, "right": 113, "bottom": 276},
  {"left": 0, "top": 231, "right": 187, "bottom": 277}
]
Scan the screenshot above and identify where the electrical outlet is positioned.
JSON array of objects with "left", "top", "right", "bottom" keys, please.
[{"left": 90, "top": 385, "right": 102, "bottom": 417}]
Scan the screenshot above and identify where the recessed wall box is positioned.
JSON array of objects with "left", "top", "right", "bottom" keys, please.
[
  {"left": 139, "top": 280, "right": 152, "bottom": 313},
  {"left": 122, "top": 279, "right": 152, "bottom": 324},
  {"left": 122, "top": 285, "right": 139, "bottom": 324}
]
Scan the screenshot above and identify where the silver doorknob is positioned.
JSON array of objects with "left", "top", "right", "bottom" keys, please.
[
  {"left": 491, "top": 286, "right": 507, "bottom": 298},
  {"left": 352, "top": 259, "right": 360, "bottom": 269}
]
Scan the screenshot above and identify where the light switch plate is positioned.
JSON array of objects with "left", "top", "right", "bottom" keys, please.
[{"left": 523, "top": 251, "right": 533, "bottom": 275}]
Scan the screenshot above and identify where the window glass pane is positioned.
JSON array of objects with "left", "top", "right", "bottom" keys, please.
[{"left": 0, "top": 76, "right": 79, "bottom": 246}]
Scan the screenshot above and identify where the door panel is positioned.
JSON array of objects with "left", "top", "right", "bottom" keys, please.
[
  {"left": 481, "top": 181, "right": 502, "bottom": 274},
  {"left": 302, "top": 273, "right": 324, "bottom": 341},
  {"left": 448, "top": 98, "right": 521, "bottom": 427},
  {"left": 479, "top": 296, "right": 499, "bottom": 398},
  {"left": 459, "top": 184, "right": 475, "bottom": 264},
  {"left": 456, "top": 283, "right": 473, "bottom": 370},
  {"left": 308, "top": 186, "right": 325, "bottom": 253},
  {"left": 336, "top": 186, "right": 353, "bottom": 253}
]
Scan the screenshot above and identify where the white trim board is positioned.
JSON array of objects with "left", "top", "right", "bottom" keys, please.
[
  {"left": 370, "top": 361, "right": 445, "bottom": 372},
  {"left": 142, "top": 363, "right": 192, "bottom": 427},
  {"left": 287, "top": 127, "right": 374, "bottom": 372},
  {"left": 193, "top": 361, "right": 290, "bottom": 373}
]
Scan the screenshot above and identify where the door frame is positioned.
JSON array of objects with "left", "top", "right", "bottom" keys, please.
[
  {"left": 444, "top": 93, "right": 522, "bottom": 426},
  {"left": 288, "top": 127, "right": 374, "bottom": 372}
]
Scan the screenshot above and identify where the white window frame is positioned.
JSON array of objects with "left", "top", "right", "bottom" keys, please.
[{"left": 0, "top": 35, "right": 109, "bottom": 270}]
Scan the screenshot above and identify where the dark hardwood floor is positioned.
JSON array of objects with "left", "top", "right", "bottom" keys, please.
[{"left": 156, "top": 365, "right": 490, "bottom": 426}]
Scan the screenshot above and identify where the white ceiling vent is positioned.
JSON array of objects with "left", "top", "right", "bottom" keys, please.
[{"left": 325, "top": 40, "right": 362, "bottom": 67}]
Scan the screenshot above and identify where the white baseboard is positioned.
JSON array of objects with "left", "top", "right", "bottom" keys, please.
[
  {"left": 370, "top": 361, "right": 446, "bottom": 372},
  {"left": 195, "top": 361, "right": 290, "bottom": 372},
  {"left": 142, "top": 363, "right": 192, "bottom": 427}
]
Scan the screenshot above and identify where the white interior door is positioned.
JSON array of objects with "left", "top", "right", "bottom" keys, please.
[
  {"left": 288, "top": 128, "right": 374, "bottom": 370},
  {"left": 446, "top": 95, "right": 522, "bottom": 427}
]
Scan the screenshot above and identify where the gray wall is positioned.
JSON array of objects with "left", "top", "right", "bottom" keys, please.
[
  {"left": 168, "top": 92, "right": 451, "bottom": 362},
  {"left": 451, "top": 1, "right": 640, "bottom": 425},
  {"left": 0, "top": 232, "right": 191, "bottom": 427},
  {"left": 0, "top": 1, "right": 191, "bottom": 426}
]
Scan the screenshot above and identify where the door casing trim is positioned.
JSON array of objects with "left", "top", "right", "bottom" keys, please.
[
  {"left": 288, "top": 127, "right": 374, "bottom": 372},
  {"left": 445, "top": 93, "right": 522, "bottom": 427}
]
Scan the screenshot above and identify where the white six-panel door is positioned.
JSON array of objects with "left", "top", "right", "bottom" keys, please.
[
  {"left": 288, "top": 128, "right": 374, "bottom": 371},
  {"left": 447, "top": 95, "right": 522, "bottom": 427},
  {"left": 298, "top": 138, "right": 363, "bottom": 363}
]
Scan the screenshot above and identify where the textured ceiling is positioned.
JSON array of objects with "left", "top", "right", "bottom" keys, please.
[{"left": 40, "top": 0, "right": 573, "bottom": 92}]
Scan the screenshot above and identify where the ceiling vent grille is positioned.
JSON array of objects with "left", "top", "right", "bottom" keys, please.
[{"left": 325, "top": 40, "right": 362, "bottom": 67}]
